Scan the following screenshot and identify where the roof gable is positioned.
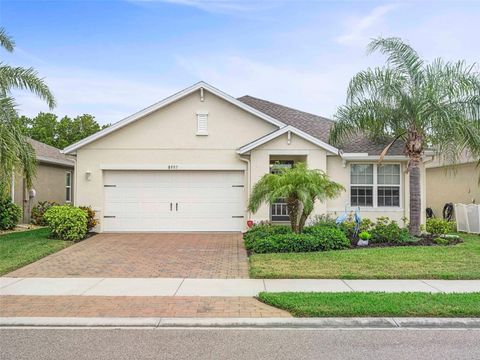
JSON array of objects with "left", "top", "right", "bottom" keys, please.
[
  {"left": 237, "top": 125, "right": 338, "bottom": 155},
  {"left": 63, "top": 82, "right": 285, "bottom": 154}
]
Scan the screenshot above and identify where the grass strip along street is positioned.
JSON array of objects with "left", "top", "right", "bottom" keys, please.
[{"left": 258, "top": 292, "right": 480, "bottom": 317}]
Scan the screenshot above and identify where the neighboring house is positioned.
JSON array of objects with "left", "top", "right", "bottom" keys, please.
[
  {"left": 12, "top": 138, "right": 75, "bottom": 222},
  {"left": 426, "top": 151, "right": 479, "bottom": 218},
  {"left": 63, "top": 82, "right": 426, "bottom": 232}
]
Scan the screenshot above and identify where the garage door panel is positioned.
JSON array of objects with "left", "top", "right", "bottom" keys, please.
[{"left": 103, "top": 170, "right": 245, "bottom": 232}]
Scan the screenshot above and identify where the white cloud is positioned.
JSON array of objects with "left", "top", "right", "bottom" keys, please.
[
  {"left": 336, "top": 4, "right": 400, "bottom": 47},
  {"left": 176, "top": 54, "right": 358, "bottom": 118}
]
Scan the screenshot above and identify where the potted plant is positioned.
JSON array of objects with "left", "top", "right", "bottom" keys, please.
[{"left": 357, "top": 231, "right": 371, "bottom": 247}]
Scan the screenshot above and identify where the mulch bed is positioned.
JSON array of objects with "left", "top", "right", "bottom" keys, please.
[{"left": 351, "top": 234, "right": 463, "bottom": 249}]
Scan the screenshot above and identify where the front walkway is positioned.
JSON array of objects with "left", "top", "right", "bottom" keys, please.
[
  {"left": 6, "top": 233, "right": 249, "bottom": 279},
  {"left": 2, "top": 278, "right": 480, "bottom": 296},
  {"left": 1, "top": 278, "right": 479, "bottom": 318}
]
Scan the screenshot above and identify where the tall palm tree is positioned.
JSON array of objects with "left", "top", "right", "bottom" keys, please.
[
  {"left": 330, "top": 37, "right": 480, "bottom": 236},
  {"left": 0, "top": 27, "right": 55, "bottom": 197},
  {"left": 248, "top": 163, "right": 344, "bottom": 233}
]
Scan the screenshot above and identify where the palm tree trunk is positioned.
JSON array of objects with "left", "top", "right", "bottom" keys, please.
[
  {"left": 408, "top": 164, "right": 421, "bottom": 236},
  {"left": 298, "top": 212, "right": 308, "bottom": 233},
  {"left": 405, "top": 130, "right": 423, "bottom": 236},
  {"left": 287, "top": 196, "right": 300, "bottom": 233}
]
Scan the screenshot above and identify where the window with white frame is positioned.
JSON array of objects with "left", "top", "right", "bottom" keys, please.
[
  {"left": 196, "top": 112, "right": 208, "bottom": 135},
  {"left": 65, "top": 171, "right": 72, "bottom": 202},
  {"left": 350, "top": 164, "right": 401, "bottom": 207},
  {"left": 270, "top": 160, "right": 294, "bottom": 221}
]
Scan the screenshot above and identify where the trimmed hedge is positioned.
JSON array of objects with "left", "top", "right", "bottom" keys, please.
[
  {"left": 249, "top": 233, "right": 319, "bottom": 254},
  {"left": 303, "top": 226, "right": 350, "bottom": 250},
  {"left": 244, "top": 225, "right": 291, "bottom": 251},
  {"left": 44, "top": 205, "right": 88, "bottom": 241},
  {"left": 245, "top": 225, "right": 349, "bottom": 254}
]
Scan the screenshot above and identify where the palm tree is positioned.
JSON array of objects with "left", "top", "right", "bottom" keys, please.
[
  {"left": 0, "top": 27, "right": 55, "bottom": 197},
  {"left": 248, "top": 163, "right": 344, "bottom": 233},
  {"left": 330, "top": 37, "right": 480, "bottom": 236}
]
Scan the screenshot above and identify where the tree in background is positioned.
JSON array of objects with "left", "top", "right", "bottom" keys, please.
[
  {"left": 20, "top": 112, "right": 110, "bottom": 149},
  {"left": 0, "top": 27, "right": 55, "bottom": 197},
  {"left": 330, "top": 37, "right": 480, "bottom": 236}
]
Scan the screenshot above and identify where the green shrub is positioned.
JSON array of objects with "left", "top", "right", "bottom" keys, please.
[
  {"left": 248, "top": 237, "right": 278, "bottom": 253},
  {"left": 358, "top": 231, "right": 372, "bottom": 241},
  {"left": 307, "top": 214, "right": 337, "bottom": 228},
  {"left": 339, "top": 218, "right": 374, "bottom": 240},
  {"left": 244, "top": 225, "right": 291, "bottom": 250},
  {"left": 44, "top": 205, "right": 87, "bottom": 241},
  {"left": 249, "top": 233, "right": 319, "bottom": 254},
  {"left": 370, "top": 217, "right": 402, "bottom": 243},
  {"left": 249, "top": 226, "right": 350, "bottom": 254},
  {"left": 31, "top": 201, "right": 58, "bottom": 226},
  {"left": 303, "top": 226, "right": 350, "bottom": 250},
  {"left": 433, "top": 237, "right": 450, "bottom": 245},
  {"left": 0, "top": 197, "right": 22, "bottom": 230},
  {"left": 79, "top": 206, "right": 97, "bottom": 232},
  {"left": 396, "top": 228, "right": 418, "bottom": 244},
  {"left": 426, "top": 218, "right": 456, "bottom": 235}
]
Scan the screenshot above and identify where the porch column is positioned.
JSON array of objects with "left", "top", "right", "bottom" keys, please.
[
  {"left": 249, "top": 150, "right": 270, "bottom": 221},
  {"left": 307, "top": 149, "right": 328, "bottom": 218}
]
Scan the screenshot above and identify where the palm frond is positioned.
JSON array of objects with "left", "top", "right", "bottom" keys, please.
[
  {"left": 0, "top": 96, "right": 36, "bottom": 197},
  {"left": 0, "top": 27, "right": 15, "bottom": 52},
  {"left": 347, "top": 67, "right": 407, "bottom": 105},
  {"left": 247, "top": 163, "right": 344, "bottom": 229},
  {"left": 367, "top": 37, "right": 424, "bottom": 86},
  {"left": 0, "top": 65, "right": 56, "bottom": 108},
  {"left": 330, "top": 99, "right": 400, "bottom": 145}
]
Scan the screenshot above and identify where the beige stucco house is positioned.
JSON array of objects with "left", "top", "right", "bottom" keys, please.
[
  {"left": 63, "top": 82, "right": 426, "bottom": 232},
  {"left": 426, "top": 152, "right": 479, "bottom": 217},
  {"left": 13, "top": 139, "right": 75, "bottom": 222}
]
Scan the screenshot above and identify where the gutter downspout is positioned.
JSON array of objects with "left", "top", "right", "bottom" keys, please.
[
  {"left": 70, "top": 154, "right": 77, "bottom": 206},
  {"left": 239, "top": 155, "right": 251, "bottom": 220}
]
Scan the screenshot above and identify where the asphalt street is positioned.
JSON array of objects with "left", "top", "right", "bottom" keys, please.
[{"left": 1, "top": 328, "right": 480, "bottom": 360}]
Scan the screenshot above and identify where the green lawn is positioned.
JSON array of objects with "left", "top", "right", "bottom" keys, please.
[
  {"left": 249, "top": 234, "right": 480, "bottom": 279},
  {"left": 259, "top": 292, "right": 480, "bottom": 317},
  {"left": 0, "top": 228, "right": 72, "bottom": 275}
]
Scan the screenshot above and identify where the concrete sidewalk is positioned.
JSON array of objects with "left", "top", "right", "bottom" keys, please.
[{"left": 2, "top": 277, "right": 480, "bottom": 296}]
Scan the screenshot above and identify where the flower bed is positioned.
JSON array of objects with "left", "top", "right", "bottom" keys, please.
[{"left": 244, "top": 217, "right": 461, "bottom": 254}]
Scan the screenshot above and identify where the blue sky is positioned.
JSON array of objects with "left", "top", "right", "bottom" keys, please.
[{"left": 2, "top": 0, "right": 479, "bottom": 125}]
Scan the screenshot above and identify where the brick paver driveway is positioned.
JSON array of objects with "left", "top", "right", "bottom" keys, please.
[
  {"left": 0, "top": 296, "right": 290, "bottom": 318},
  {"left": 7, "top": 233, "right": 249, "bottom": 278}
]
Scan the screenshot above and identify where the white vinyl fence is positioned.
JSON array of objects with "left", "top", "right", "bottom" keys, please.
[{"left": 455, "top": 204, "right": 480, "bottom": 234}]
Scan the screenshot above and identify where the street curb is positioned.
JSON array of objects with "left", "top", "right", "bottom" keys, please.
[{"left": 1, "top": 317, "right": 480, "bottom": 329}]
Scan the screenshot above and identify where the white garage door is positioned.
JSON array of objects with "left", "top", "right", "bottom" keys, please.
[{"left": 103, "top": 170, "right": 245, "bottom": 232}]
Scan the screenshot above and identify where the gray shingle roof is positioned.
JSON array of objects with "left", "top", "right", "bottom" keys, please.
[
  {"left": 237, "top": 95, "right": 405, "bottom": 156},
  {"left": 28, "top": 138, "right": 75, "bottom": 167}
]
